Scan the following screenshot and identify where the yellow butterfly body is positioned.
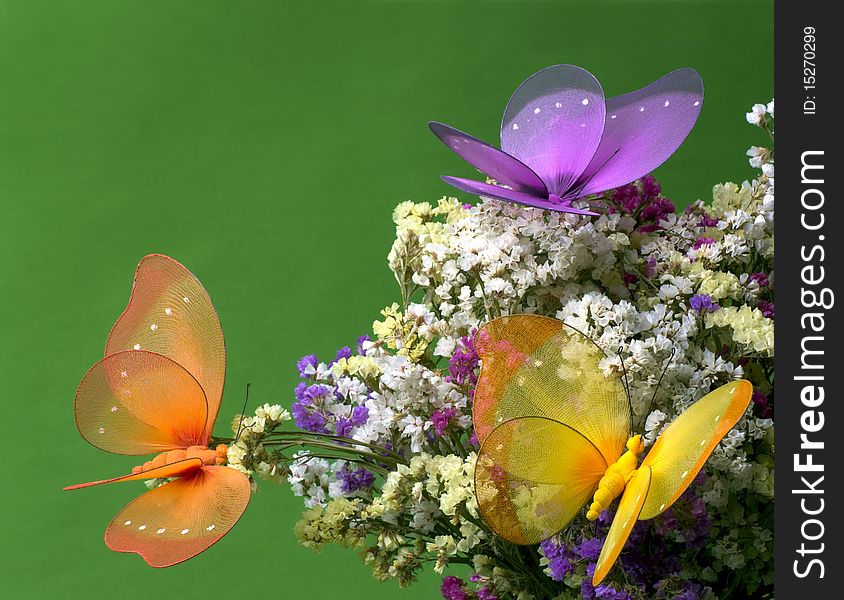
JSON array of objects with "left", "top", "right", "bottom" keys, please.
[{"left": 472, "top": 315, "right": 753, "bottom": 586}]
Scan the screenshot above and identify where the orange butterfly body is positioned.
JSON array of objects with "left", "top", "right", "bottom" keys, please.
[
  {"left": 65, "top": 255, "right": 250, "bottom": 567},
  {"left": 472, "top": 315, "right": 753, "bottom": 586}
]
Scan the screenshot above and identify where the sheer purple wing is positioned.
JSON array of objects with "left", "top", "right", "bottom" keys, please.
[
  {"left": 573, "top": 68, "right": 704, "bottom": 197},
  {"left": 441, "top": 176, "right": 599, "bottom": 216},
  {"left": 500, "top": 65, "right": 605, "bottom": 196},
  {"left": 429, "top": 122, "right": 548, "bottom": 196}
]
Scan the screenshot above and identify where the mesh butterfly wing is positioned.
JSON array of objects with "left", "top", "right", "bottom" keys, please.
[
  {"left": 429, "top": 121, "right": 548, "bottom": 195},
  {"left": 592, "top": 465, "right": 651, "bottom": 586},
  {"left": 473, "top": 315, "right": 629, "bottom": 466},
  {"left": 74, "top": 350, "right": 209, "bottom": 455},
  {"left": 64, "top": 458, "right": 204, "bottom": 491},
  {"left": 439, "top": 176, "right": 598, "bottom": 215},
  {"left": 105, "top": 465, "right": 251, "bottom": 567},
  {"left": 105, "top": 254, "right": 225, "bottom": 441},
  {"left": 574, "top": 68, "right": 704, "bottom": 197},
  {"left": 500, "top": 65, "right": 606, "bottom": 196},
  {"left": 475, "top": 417, "right": 607, "bottom": 545},
  {"left": 639, "top": 380, "right": 752, "bottom": 519}
]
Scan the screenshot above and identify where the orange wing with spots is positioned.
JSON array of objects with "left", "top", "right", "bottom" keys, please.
[
  {"left": 105, "top": 254, "right": 226, "bottom": 441},
  {"left": 74, "top": 351, "right": 209, "bottom": 455},
  {"left": 105, "top": 465, "right": 250, "bottom": 567},
  {"left": 66, "top": 254, "right": 250, "bottom": 567}
]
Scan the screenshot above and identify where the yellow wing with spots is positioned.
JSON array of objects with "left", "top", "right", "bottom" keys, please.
[
  {"left": 473, "top": 315, "right": 630, "bottom": 466},
  {"left": 593, "top": 465, "right": 651, "bottom": 586},
  {"left": 639, "top": 380, "right": 753, "bottom": 519},
  {"left": 475, "top": 417, "right": 607, "bottom": 545}
]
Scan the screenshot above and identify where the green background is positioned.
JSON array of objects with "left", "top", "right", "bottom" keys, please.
[{"left": 0, "top": 1, "right": 772, "bottom": 598}]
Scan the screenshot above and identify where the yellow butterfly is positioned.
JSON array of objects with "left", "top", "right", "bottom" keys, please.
[{"left": 472, "top": 314, "right": 752, "bottom": 586}]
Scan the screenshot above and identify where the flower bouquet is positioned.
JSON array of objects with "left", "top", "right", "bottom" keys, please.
[
  {"left": 227, "top": 80, "right": 775, "bottom": 597},
  {"left": 66, "top": 66, "right": 774, "bottom": 600}
]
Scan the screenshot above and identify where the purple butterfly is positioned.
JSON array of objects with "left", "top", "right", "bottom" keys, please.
[{"left": 430, "top": 65, "right": 704, "bottom": 215}]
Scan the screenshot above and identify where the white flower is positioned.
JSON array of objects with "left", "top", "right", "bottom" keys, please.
[{"left": 745, "top": 103, "right": 767, "bottom": 125}]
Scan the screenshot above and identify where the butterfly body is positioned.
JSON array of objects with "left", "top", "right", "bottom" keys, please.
[
  {"left": 131, "top": 444, "right": 229, "bottom": 475},
  {"left": 472, "top": 315, "right": 752, "bottom": 585},
  {"left": 65, "top": 254, "right": 250, "bottom": 567},
  {"left": 586, "top": 435, "right": 644, "bottom": 521},
  {"left": 430, "top": 65, "right": 704, "bottom": 215}
]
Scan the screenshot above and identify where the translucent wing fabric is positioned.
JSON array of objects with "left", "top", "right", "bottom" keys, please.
[
  {"left": 476, "top": 417, "right": 607, "bottom": 544},
  {"left": 439, "top": 177, "right": 598, "bottom": 215},
  {"left": 429, "top": 122, "right": 548, "bottom": 195},
  {"left": 63, "top": 458, "right": 203, "bottom": 491},
  {"left": 639, "top": 380, "right": 752, "bottom": 519},
  {"left": 593, "top": 465, "right": 651, "bottom": 586},
  {"left": 473, "top": 315, "right": 629, "bottom": 465},
  {"left": 105, "top": 254, "right": 226, "bottom": 440},
  {"left": 500, "top": 65, "right": 606, "bottom": 195},
  {"left": 105, "top": 465, "right": 250, "bottom": 567},
  {"left": 574, "top": 69, "right": 704, "bottom": 197},
  {"left": 74, "top": 351, "right": 209, "bottom": 455}
]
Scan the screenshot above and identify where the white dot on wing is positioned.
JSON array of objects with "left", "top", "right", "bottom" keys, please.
[
  {"left": 164, "top": 308, "right": 172, "bottom": 316},
  {"left": 206, "top": 524, "right": 216, "bottom": 531},
  {"left": 555, "top": 102, "right": 562, "bottom": 108},
  {"left": 133, "top": 343, "right": 141, "bottom": 350},
  {"left": 681, "top": 470, "right": 689, "bottom": 479},
  {"left": 694, "top": 101, "right": 700, "bottom": 106},
  {"left": 582, "top": 98, "right": 589, "bottom": 105},
  {"left": 181, "top": 528, "right": 190, "bottom": 535},
  {"left": 150, "top": 323, "right": 158, "bottom": 332},
  {"left": 182, "top": 296, "right": 190, "bottom": 303},
  {"left": 124, "top": 520, "right": 132, "bottom": 526},
  {"left": 138, "top": 525, "right": 146, "bottom": 531},
  {"left": 639, "top": 107, "right": 645, "bottom": 112},
  {"left": 664, "top": 100, "right": 670, "bottom": 107},
  {"left": 119, "top": 370, "right": 128, "bottom": 378},
  {"left": 533, "top": 107, "right": 541, "bottom": 114},
  {"left": 111, "top": 406, "right": 118, "bottom": 413},
  {"left": 157, "top": 528, "right": 166, "bottom": 534},
  {"left": 98, "top": 427, "right": 105, "bottom": 434},
  {"left": 512, "top": 123, "right": 519, "bottom": 130}
]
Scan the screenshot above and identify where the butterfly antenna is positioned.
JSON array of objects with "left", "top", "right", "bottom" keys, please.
[
  {"left": 568, "top": 148, "right": 621, "bottom": 199},
  {"left": 644, "top": 348, "right": 676, "bottom": 416},
  {"left": 234, "top": 383, "right": 252, "bottom": 443}
]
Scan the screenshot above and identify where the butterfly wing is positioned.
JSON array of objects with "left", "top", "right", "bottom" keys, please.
[
  {"left": 105, "top": 465, "right": 251, "bottom": 567},
  {"left": 64, "top": 458, "right": 203, "bottom": 490},
  {"left": 592, "top": 465, "right": 651, "bottom": 586},
  {"left": 473, "top": 315, "right": 629, "bottom": 465},
  {"left": 500, "top": 65, "right": 605, "bottom": 196},
  {"left": 440, "top": 176, "right": 598, "bottom": 216},
  {"left": 429, "top": 121, "right": 548, "bottom": 195},
  {"left": 476, "top": 416, "right": 606, "bottom": 545},
  {"left": 638, "top": 380, "right": 752, "bottom": 519},
  {"left": 573, "top": 69, "right": 704, "bottom": 197},
  {"left": 105, "top": 254, "right": 225, "bottom": 440},
  {"left": 74, "top": 350, "right": 209, "bottom": 455}
]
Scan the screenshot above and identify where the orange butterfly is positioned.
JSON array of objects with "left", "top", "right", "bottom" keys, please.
[{"left": 64, "top": 254, "right": 250, "bottom": 567}]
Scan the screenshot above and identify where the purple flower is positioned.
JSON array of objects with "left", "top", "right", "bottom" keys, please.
[
  {"left": 440, "top": 576, "right": 467, "bottom": 600},
  {"left": 689, "top": 294, "right": 719, "bottom": 314},
  {"left": 296, "top": 354, "right": 319, "bottom": 378},
  {"left": 291, "top": 384, "right": 332, "bottom": 433},
  {"left": 623, "top": 272, "right": 638, "bottom": 285},
  {"left": 574, "top": 537, "right": 603, "bottom": 561},
  {"left": 356, "top": 335, "right": 371, "bottom": 354},
  {"left": 752, "top": 390, "right": 772, "bottom": 418},
  {"left": 331, "top": 346, "right": 353, "bottom": 365},
  {"left": 641, "top": 174, "right": 662, "bottom": 198},
  {"left": 447, "top": 333, "right": 480, "bottom": 387},
  {"left": 692, "top": 236, "right": 716, "bottom": 250},
  {"left": 336, "top": 465, "right": 375, "bottom": 493},
  {"left": 477, "top": 588, "right": 497, "bottom": 600},
  {"left": 750, "top": 272, "right": 770, "bottom": 288},
  {"left": 548, "top": 556, "right": 574, "bottom": 581},
  {"left": 639, "top": 197, "right": 676, "bottom": 232},
  {"left": 294, "top": 381, "right": 308, "bottom": 401},
  {"left": 759, "top": 299, "right": 775, "bottom": 320},
  {"left": 581, "top": 564, "right": 598, "bottom": 600},
  {"left": 595, "top": 585, "right": 634, "bottom": 600},
  {"left": 335, "top": 405, "right": 369, "bottom": 437},
  {"left": 431, "top": 406, "right": 457, "bottom": 437}
]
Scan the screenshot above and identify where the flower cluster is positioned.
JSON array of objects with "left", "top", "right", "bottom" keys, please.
[{"left": 229, "top": 101, "right": 775, "bottom": 598}]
